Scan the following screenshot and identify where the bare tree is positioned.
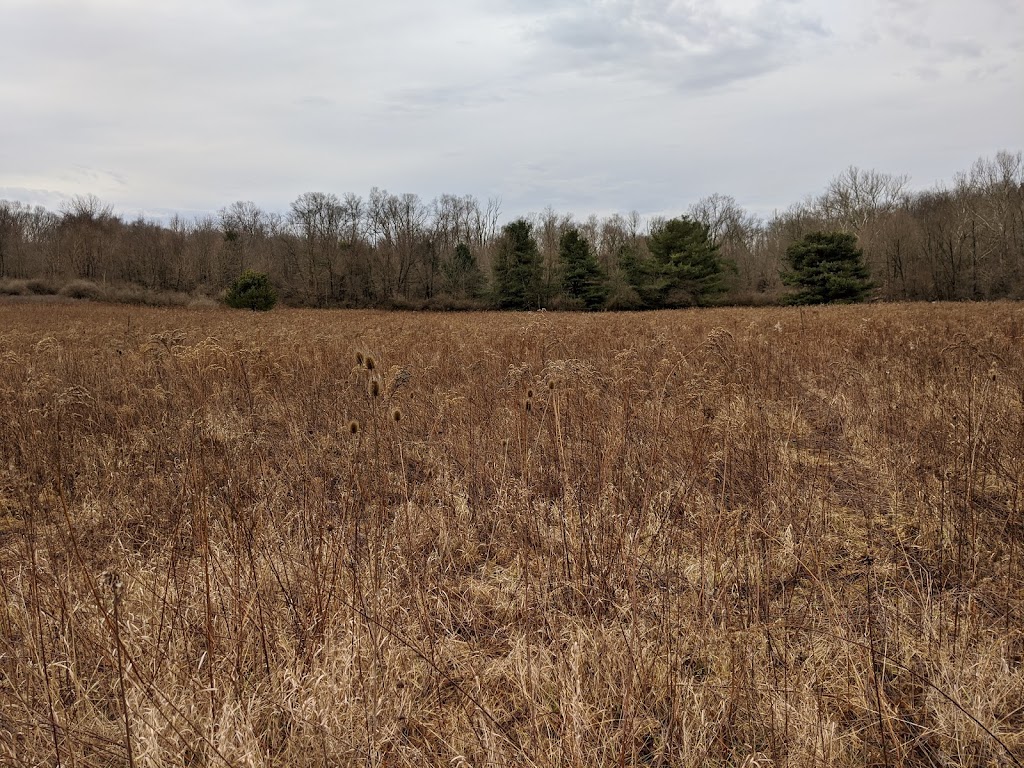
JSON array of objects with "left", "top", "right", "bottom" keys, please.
[
  {"left": 431, "top": 194, "right": 490, "bottom": 298},
  {"left": 953, "top": 151, "right": 1024, "bottom": 296},
  {"left": 218, "top": 201, "right": 271, "bottom": 282},
  {"left": 367, "top": 189, "right": 429, "bottom": 300},
  {"left": 534, "top": 206, "right": 574, "bottom": 300},
  {"left": 689, "top": 194, "right": 765, "bottom": 293},
  {"left": 0, "top": 200, "right": 34, "bottom": 278},
  {"left": 290, "top": 192, "right": 346, "bottom": 305},
  {"left": 0, "top": 151, "right": 1020, "bottom": 305},
  {"left": 58, "top": 194, "right": 120, "bottom": 281},
  {"left": 817, "top": 167, "right": 909, "bottom": 229}
]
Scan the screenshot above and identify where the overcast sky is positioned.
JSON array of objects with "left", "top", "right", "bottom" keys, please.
[{"left": 2, "top": 0, "right": 1021, "bottom": 223}]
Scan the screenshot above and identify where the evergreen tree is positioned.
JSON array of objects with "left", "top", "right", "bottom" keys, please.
[
  {"left": 616, "top": 242, "right": 657, "bottom": 308},
  {"left": 224, "top": 270, "right": 277, "bottom": 311},
  {"left": 492, "top": 219, "right": 543, "bottom": 309},
  {"left": 646, "top": 216, "right": 727, "bottom": 307},
  {"left": 559, "top": 227, "right": 607, "bottom": 309},
  {"left": 781, "top": 231, "right": 874, "bottom": 304},
  {"left": 442, "top": 242, "right": 485, "bottom": 299}
]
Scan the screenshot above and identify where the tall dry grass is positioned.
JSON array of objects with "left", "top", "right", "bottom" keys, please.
[{"left": 0, "top": 302, "right": 1021, "bottom": 767}]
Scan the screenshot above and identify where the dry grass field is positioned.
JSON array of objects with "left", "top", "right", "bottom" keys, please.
[{"left": 0, "top": 301, "right": 1022, "bottom": 767}]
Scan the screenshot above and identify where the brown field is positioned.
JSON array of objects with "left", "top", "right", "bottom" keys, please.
[{"left": 1, "top": 302, "right": 1022, "bottom": 767}]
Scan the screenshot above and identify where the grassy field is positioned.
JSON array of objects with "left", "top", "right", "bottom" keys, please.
[{"left": 0, "top": 301, "right": 1022, "bottom": 767}]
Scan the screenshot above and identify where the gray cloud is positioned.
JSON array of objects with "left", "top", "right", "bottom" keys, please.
[
  {"left": 0, "top": 0, "right": 1021, "bottom": 222},
  {"left": 0, "top": 187, "right": 73, "bottom": 209},
  {"left": 518, "top": 1, "right": 829, "bottom": 91}
]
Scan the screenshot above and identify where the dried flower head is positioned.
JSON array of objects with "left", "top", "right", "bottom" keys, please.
[
  {"left": 348, "top": 419, "right": 361, "bottom": 435},
  {"left": 365, "top": 356, "right": 376, "bottom": 372},
  {"left": 102, "top": 571, "right": 124, "bottom": 594},
  {"left": 369, "top": 379, "right": 381, "bottom": 398},
  {"left": 355, "top": 351, "right": 365, "bottom": 367},
  {"left": 391, "top": 408, "right": 402, "bottom": 423}
]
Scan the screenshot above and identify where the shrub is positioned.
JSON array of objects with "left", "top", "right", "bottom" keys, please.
[
  {"left": 0, "top": 279, "right": 28, "bottom": 296},
  {"left": 187, "top": 295, "right": 220, "bottom": 309},
  {"left": 106, "top": 286, "right": 195, "bottom": 307},
  {"left": 26, "top": 278, "right": 58, "bottom": 295},
  {"left": 59, "top": 280, "right": 103, "bottom": 301},
  {"left": 224, "top": 270, "right": 278, "bottom": 311}
]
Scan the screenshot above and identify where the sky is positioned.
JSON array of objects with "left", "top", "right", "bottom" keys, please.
[{"left": 1, "top": 0, "right": 1021, "bottom": 224}]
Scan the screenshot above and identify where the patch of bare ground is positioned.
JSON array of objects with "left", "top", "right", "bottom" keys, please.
[{"left": 0, "top": 302, "right": 1021, "bottom": 767}]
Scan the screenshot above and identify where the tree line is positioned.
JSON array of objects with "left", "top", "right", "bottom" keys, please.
[{"left": 1, "top": 150, "right": 1021, "bottom": 309}]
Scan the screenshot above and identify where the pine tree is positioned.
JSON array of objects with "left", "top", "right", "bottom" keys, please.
[
  {"left": 781, "top": 231, "right": 874, "bottom": 304},
  {"left": 614, "top": 243, "right": 656, "bottom": 308},
  {"left": 224, "top": 270, "right": 277, "bottom": 311},
  {"left": 559, "top": 227, "right": 607, "bottom": 309},
  {"left": 443, "top": 242, "right": 485, "bottom": 299},
  {"left": 646, "top": 217, "right": 727, "bottom": 307},
  {"left": 492, "top": 219, "right": 543, "bottom": 309}
]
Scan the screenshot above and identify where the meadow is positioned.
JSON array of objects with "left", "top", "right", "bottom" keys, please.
[{"left": 0, "top": 301, "right": 1021, "bottom": 767}]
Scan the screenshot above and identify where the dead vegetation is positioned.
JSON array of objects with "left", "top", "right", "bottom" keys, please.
[{"left": 0, "top": 302, "right": 1021, "bottom": 767}]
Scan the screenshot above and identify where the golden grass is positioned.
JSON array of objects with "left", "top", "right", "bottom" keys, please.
[{"left": 0, "top": 302, "right": 1022, "bottom": 767}]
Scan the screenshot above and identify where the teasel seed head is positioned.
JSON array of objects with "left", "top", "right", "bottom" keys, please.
[{"left": 348, "top": 419, "right": 361, "bottom": 435}]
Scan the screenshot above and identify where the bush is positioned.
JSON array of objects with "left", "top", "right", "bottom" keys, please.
[
  {"left": 106, "top": 286, "right": 195, "bottom": 307},
  {"left": 0, "top": 279, "right": 28, "bottom": 296},
  {"left": 26, "top": 278, "right": 58, "bottom": 295},
  {"left": 187, "top": 295, "right": 220, "bottom": 309},
  {"left": 224, "top": 271, "right": 278, "bottom": 311},
  {"left": 60, "top": 280, "right": 103, "bottom": 301}
]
